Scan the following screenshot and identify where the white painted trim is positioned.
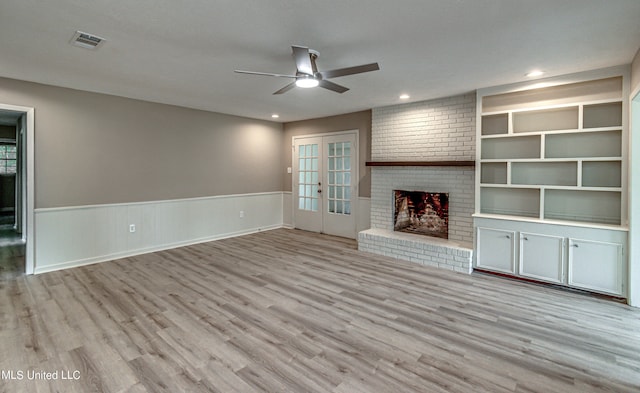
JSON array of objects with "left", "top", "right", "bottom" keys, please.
[
  {"left": 628, "top": 90, "right": 640, "bottom": 307},
  {"left": 34, "top": 191, "right": 284, "bottom": 212},
  {"left": 472, "top": 213, "right": 629, "bottom": 232},
  {"left": 0, "top": 103, "right": 34, "bottom": 274}
]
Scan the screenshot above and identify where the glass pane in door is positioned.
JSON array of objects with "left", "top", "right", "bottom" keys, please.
[
  {"left": 298, "top": 143, "right": 320, "bottom": 212},
  {"left": 327, "top": 142, "right": 352, "bottom": 215}
]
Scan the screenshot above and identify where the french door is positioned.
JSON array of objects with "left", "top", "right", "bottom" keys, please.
[{"left": 293, "top": 132, "right": 357, "bottom": 238}]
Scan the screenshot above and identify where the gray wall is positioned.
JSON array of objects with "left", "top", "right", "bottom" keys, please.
[
  {"left": 0, "top": 77, "right": 284, "bottom": 208},
  {"left": 282, "top": 110, "right": 372, "bottom": 198}
]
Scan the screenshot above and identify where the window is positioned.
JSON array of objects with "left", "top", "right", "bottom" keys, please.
[
  {"left": 0, "top": 145, "right": 17, "bottom": 174},
  {"left": 327, "top": 141, "right": 351, "bottom": 215},
  {"left": 298, "top": 143, "right": 319, "bottom": 212}
]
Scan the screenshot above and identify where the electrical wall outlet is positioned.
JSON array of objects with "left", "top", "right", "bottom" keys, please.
[
  {"left": 129, "top": 224, "right": 136, "bottom": 233},
  {"left": 239, "top": 211, "right": 244, "bottom": 218}
]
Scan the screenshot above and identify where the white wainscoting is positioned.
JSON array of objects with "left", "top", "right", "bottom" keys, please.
[
  {"left": 34, "top": 192, "right": 284, "bottom": 274},
  {"left": 282, "top": 191, "right": 293, "bottom": 228}
]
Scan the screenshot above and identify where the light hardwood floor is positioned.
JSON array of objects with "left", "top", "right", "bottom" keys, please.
[{"left": 1, "top": 228, "right": 639, "bottom": 392}]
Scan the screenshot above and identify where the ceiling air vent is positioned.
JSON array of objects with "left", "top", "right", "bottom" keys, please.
[{"left": 70, "top": 31, "right": 106, "bottom": 49}]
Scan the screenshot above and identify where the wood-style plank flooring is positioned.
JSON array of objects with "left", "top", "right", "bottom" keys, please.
[{"left": 1, "top": 228, "right": 639, "bottom": 392}]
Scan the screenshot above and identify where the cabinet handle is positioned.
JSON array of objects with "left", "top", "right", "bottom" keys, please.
[
  {"left": 572, "top": 244, "right": 579, "bottom": 248},
  {"left": 505, "top": 235, "right": 510, "bottom": 239},
  {"left": 522, "top": 237, "right": 528, "bottom": 241}
]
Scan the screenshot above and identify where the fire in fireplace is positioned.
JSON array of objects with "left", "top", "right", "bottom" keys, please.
[{"left": 393, "top": 190, "right": 449, "bottom": 239}]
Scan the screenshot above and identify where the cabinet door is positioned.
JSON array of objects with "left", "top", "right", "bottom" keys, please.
[
  {"left": 568, "top": 238, "right": 623, "bottom": 296},
  {"left": 519, "top": 233, "right": 565, "bottom": 284},
  {"left": 476, "top": 227, "right": 516, "bottom": 274}
]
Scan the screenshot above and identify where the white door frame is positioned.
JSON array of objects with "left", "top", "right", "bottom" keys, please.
[
  {"left": 629, "top": 86, "right": 640, "bottom": 307},
  {"left": 291, "top": 129, "right": 359, "bottom": 237},
  {"left": 0, "top": 103, "right": 34, "bottom": 274}
]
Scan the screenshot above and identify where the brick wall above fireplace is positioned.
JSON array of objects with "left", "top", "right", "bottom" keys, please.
[{"left": 358, "top": 93, "right": 476, "bottom": 272}]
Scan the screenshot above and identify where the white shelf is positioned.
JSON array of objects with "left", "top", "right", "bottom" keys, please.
[
  {"left": 480, "top": 187, "right": 540, "bottom": 218},
  {"left": 545, "top": 130, "right": 621, "bottom": 158},
  {"left": 480, "top": 184, "right": 621, "bottom": 192},
  {"left": 544, "top": 189, "right": 621, "bottom": 225},
  {"left": 480, "top": 126, "right": 622, "bottom": 139},
  {"left": 481, "top": 113, "right": 508, "bottom": 136},
  {"left": 583, "top": 102, "right": 623, "bottom": 128},
  {"left": 481, "top": 135, "right": 541, "bottom": 159},
  {"left": 582, "top": 161, "right": 621, "bottom": 187},
  {"left": 473, "top": 213, "right": 629, "bottom": 232},
  {"left": 480, "top": 157, "right": 621, "bottom": 163},
  {"left": 477, "top": 75, "right": 624, "bottom": 227},
  {"left": 511, "top": 161, "right": 577, "bottom": 186},
  {"left": 513, "top": 106, "right": 578, "bottom": 133}
]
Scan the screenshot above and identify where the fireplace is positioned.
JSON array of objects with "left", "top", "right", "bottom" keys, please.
[
  {"left": 358, "top": 167, "right": 474, "bottom": 273},
  {"left": 358, "top": 93, "right": 475, "bottom": 272},
  {"left": 393, "top": 190, "right": 448, "bottom": 239}
]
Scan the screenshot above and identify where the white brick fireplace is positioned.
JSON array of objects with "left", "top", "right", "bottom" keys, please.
[{"left": 358, "top": 93, "right": 476, "bottom": 273}]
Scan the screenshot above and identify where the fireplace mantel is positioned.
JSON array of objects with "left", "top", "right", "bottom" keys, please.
[{"left": 366, "top": 160, "right": 475, "bottom": 167}]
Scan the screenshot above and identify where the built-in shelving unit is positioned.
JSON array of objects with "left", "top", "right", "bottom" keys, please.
[
  {"left": 473, "top": 70, "right": 629, "bottom": 297},
  {"left": 478, "top": 79, "right": 624, "bottom": 225}
]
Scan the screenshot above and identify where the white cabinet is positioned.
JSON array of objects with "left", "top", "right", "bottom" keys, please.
[
  {"left": 476, "top": 227, "right": 515, "bottom": 274},
  {"left": 474, "top": 71, "right": 628, "bottom": 299},
  {"left": 473, "top": 217, "right": 627, "bottom": 297},
  {"left": 519, "top": 233, "right": 565, "bottom": 284},
  {"left": 568, "top": 239, "right": 624, "bottom": 296}
]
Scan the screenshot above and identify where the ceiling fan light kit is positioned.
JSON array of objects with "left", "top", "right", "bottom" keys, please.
[
  {"left": 295, "top": 75, "right": 319, "bottom": 88},
  {"left": 235, "top": 45, "right": 379, "bottom": 95}
]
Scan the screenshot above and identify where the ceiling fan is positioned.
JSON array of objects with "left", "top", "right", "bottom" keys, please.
[{"left": 234, "top": 45, "right": 380, "bottom": 95}]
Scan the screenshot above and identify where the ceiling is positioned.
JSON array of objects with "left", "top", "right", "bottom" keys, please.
[{"left": 1, "top": 1, "right": 639, "bottom": 123}]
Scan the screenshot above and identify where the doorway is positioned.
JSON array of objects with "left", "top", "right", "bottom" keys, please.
[
  {"left": 0, "top": 104, "right": 34, "bottom": 275},
  {"left": 293, "top": 131, "right": 358, "bottom": 238}
]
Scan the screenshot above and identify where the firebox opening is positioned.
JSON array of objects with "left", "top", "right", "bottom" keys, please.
[{"left": 393, "top": 190, "right": 449, "bottom": 239}]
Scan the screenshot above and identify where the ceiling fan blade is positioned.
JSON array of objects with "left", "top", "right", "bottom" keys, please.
[
  {"left": 234, "top": 70, "right": 297, "bottom": 78},
  {"left": 291, "top": 46, "right": 313, "bottom": 75},
  {"left": 319, "top": 62, "right": 380, "bottom": 79},
  {"left": 319, "top": 80, "right": 349, "bottom": 94},
  {"left": 273, "top": 82, "right": 297, "bottom": 95}
]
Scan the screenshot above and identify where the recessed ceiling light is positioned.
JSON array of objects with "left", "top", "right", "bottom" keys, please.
[
  {"left": 399, "top": 94, "right": 410, "bottom": 100},
  {"left": 526, "top": 70, "right": 545, "bottom": 78},
  {"left": 271, "top": 114, "right": 280, "bottom": 119}
]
